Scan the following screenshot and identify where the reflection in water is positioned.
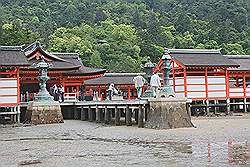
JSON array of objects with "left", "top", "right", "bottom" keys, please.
[
  {"left": 207, "top": 140, "right": 250, "bottom": 165},
  {"left": 228, "top": 140, "right": 250, "bottom": 165}
]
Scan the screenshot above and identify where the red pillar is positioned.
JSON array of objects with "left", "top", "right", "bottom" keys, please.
[
  {"left": 225, "top": 69, "right": 229, "bottom": 98},
  {"left": 172, "top": 61, "right": 176, "bottom": 92},
  {"left": 17, "top": 67, "right": 20, "bottom": 104},
  {"left": 98, "top": 86, "right": 101, "bottom": 97},
  {"left": 205, "top": 67, "right": 208, "bottom": 99},
  {"left": 243, "top": 73, "right": 246, "bottom": 97},
  {"left": 128, "top": 86, "right": 131, "bottom": 99},
  {"left": 184, "top": 68, "right": 187, "bottom": 97}
]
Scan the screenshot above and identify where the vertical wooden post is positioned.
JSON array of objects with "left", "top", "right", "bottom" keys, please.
[
  {"left": 138, "top": 104, "right": 144, "bottom": 128},
  {"left": 214, "top": 100, "right": 218, "bottom": 115},
  {"left": 17, "top": 67, "right": 20, "bottom": 105},
  {"left": 125, "top": 105, "right": 132, "bottom": 126},
  {"left": 172, "top": 60, "right": 176, "bottom": 92},
  {"left": 104, "top": 106, "right": 110, "bottom": 124},
  {"left": 13, "top": 107, "right": 17, "bottom": 122},
  {"left": 187, "top": 103, "right": 192, "bottom": 118},
  {"left": 184, "top": 68, "right": 187, "bottom": 97},
  {"left": 205, "top": 67, "right": 208, "bottom": 99},
  {"left": 128, "top": 86, "right": 131, "bottom": 100},
  {"left": 115, "top": 105, "right": 120, "bottom": 125},
  {"left": 17, "top": 106, "right": 20, "bottom": 123},
  {"left": 98, "top": 86, "right": 101, "bottom": 98},
  {"left": 244, "top": 98, "right": 247, "bottom": 113},
  {"left": 88, "top": 106, "right": 93, "bottom": 122},
  {"left": 73, "top": 106, "right": 78, "bottom": 120},
  {"left": 144, "top": 105, "right": 149, "bottom": 121},
  {"left": 205, "top": 100, "right": 209, "bottom": 115},
  {"left": 225, "top": 69, "right": 229, "bottom": 98},
  {"left": 96, "top": 105, "right": 101, "bottom": 123},
  {"left": 226, "top": 98, "right": 230, "bottom": 115},
  {"left": 135, "top": 109, "right": 138, "bottom": 124},
  {"left": 80, "top": 106, "right": 86, "bottom": 121},
  {"left": 243, "top": 73, "right": 247, "bottom": 112}
]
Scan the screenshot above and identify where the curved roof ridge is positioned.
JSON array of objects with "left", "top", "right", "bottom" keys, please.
[
  {"left": 167, "top": 48, "right": 221, "bottom": 54},
  {"left": 0, "top": 45, "right": 23, "bottom": 51},
  {"left": 224, "top": 55, "right": 250, "bottom": 59},
  {"left": 24, "top": 42, "right": 68, "bottom": 62}
]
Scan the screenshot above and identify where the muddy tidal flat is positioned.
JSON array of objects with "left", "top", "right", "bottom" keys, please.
[{"left": 0, "top": 116, "right": 249, "bottom": 167}]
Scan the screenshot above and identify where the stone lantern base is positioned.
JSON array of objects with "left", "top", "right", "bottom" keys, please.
[
  {"left": 145, "top": 98, "right": 194, "bottom": 129},
  {"left": 25, "top": 101, "right": 64, "bottom": 124}
]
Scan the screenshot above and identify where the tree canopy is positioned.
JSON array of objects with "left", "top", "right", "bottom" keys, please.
[{"left": 0, "top": 0, "right": 249, "bottom": 72}]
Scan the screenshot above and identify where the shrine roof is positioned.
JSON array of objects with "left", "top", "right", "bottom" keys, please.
[
  {"left": 0, "top": 46, "right": 29, "bottom": 66},
  {"left": 225, "top": 55, "right": 250, "bottom": 71},
  {"left": 64, "top": 66, "right": 106, "bottom": 76},
  {"left": 52, "top": 53, "right": 83, "bottom": 66},
  {"left": 84, "top": 73, "right": 146, "bottom": 85},
  {"left": 168, "top": 49, "right": 239, "bottom": 67}
]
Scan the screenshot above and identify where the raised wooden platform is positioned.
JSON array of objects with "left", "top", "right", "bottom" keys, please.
[{"left": 20, "top": 99, "right": 149, "bottom": 127}]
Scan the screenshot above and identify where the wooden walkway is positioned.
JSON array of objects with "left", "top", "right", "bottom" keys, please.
[{"left": 20, "top": 99, "right": 149, "bottom": 127}]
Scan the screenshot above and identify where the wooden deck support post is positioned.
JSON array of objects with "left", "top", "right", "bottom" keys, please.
[
  {"left": 226, "top": 98, "right": 231, "bottom": 115},
  {"left": 138, "top": 104, "right": 144, "bottom": 128},
  {"left": 88, "top": 106, "right": 94, "bottom": 122},
  {"left": 104, "top": 106, "right": 110, "bottom": 124},
  {"left": 96, "top": 105, "right": 101, "bottom": 123},
  {"left": 125, "top": 105, "right": 132, "bottom": 126},
  {"left": 73, "top": 106, "right": 78, "bottom": 120},
  {"left": 214, "top": 100, "right": 218, "bottom": 115},
  {"left": 80, "top": 106, "right": 86, "bottom": 121},
  {"left": 115, "top": 105, "right": 120, "bottom": 126},
  {"left": 144, "top": 105, "right": 149, "bottom": 121},
  {"left": 205, "top": 100, "right": 209, "bottom": 116},
  {"left": 244, "top": 98, "right": 247, "bottom": 113},
  {"left": 187, "top": 103, "right": 192, "bottom": 118},
  {"left": 135, "top": 109, "right": 138, "bottom": 124},
  {"left": 17, "top": 106, "right": 20, "bottom": 123}
]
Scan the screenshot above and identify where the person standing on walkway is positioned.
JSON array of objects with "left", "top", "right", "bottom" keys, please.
[
  {"left": 150, "top": 72, "right": 161, "bottom": 98},
  {"left": 58, "top": 85, "right": 65, "bottom": 102},
  {"left": 133, "top": 74, "right": 146, "bottom": 99}
]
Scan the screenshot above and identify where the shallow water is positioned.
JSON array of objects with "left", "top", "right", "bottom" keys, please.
[{"left": 0, "top": 118, "right": 249, "bottom": 167}]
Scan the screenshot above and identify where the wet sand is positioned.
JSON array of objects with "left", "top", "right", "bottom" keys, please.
[{"left": 0, "top": 116, "right": 249, "bottom": 167}]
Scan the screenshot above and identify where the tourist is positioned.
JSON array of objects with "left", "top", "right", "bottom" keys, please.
[
  {"left": 107, "top": 83, "right": 119, "bottom": 100},
  {"left": 52, "top": 84, "right": 59, "bottom": 101},
  {"left": 58, "top": 85, "right": 64, "bottom": 102},
  {"left": 133, "top": 74, "right": 146, "bottom": 99},
  {"left": 150, "top": 72, "right": 161, "bottom": 98},
  {"left": 107, "top": 83, "right": 114, "bottom": 100}
]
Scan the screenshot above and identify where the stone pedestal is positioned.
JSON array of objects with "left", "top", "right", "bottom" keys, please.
[
  {"left": 145, "top": 98, "right": 194, "bottom": 129},
  {"left": 26, "top": 101, "right": 64, "bottom": 124}
]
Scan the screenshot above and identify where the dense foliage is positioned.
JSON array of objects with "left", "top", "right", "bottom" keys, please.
[{"left": 0, "top": 0, "right": 249, "bottom": 72}]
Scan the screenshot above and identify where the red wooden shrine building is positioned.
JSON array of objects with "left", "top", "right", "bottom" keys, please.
[
  {"left": 1, "top": 42, "right": 250, "bottom": 122},
  {"left": 0, "top": 42, "right": 105, "bottom": 122},
  {"left": 20, "top": 42, "right": 106, "bottom": 101},
  {"left": 84, "top": 73, "right": 146, "bottom": 100},
  {"left": 154, "top": 49, "right": 250, "bottom": 114}
]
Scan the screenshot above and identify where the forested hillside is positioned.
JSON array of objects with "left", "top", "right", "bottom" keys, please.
[{"left": 0, "top": 0, "right": 249, "bottom": 72}]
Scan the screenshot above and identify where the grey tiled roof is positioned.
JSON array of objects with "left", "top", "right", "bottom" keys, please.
[
  {"left": 168, "top": 49, "right": 239, "bottom": 67},
  {"left": 0, "top": 47, "right": 29, "bottom": 66},
  {"left": 225, "top": 55, "right": 250, "bottom": 71},
  {"left": 85, "top": 73, "right": 145, "bottom": 85},
  {"left": 64, "top": 66, "right": 106, "bottom": 76}
]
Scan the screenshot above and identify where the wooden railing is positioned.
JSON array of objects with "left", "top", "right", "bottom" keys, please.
[{"left": 64, "top": 93, "right": 77, "bottom": 102}]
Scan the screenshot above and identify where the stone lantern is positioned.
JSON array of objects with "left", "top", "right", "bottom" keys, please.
[
  {"left": 142, "top": 61, "right": 155, "bottom": 98},
  {"left": 25, "top": 57, "right": 64, "bottom": 124},
  {"left": 159, "top": 48, "right": 175, "bottom": 98},
  {"left": 33, "top": 57, "right": 53, "bottom": 101},
  {"left": 143, "top": 61, "right": 155, "bottom": 83}
]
